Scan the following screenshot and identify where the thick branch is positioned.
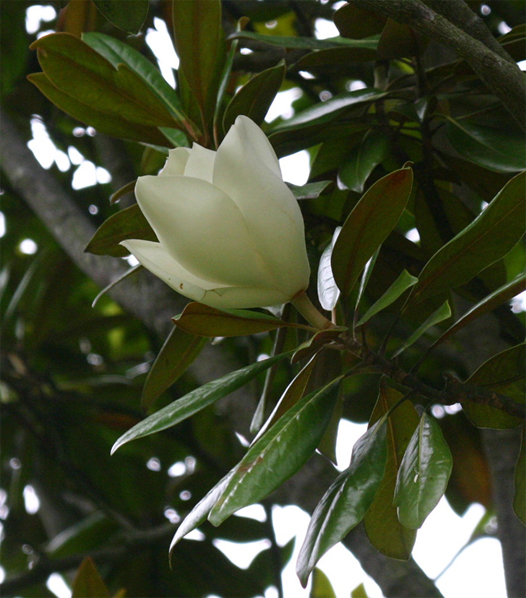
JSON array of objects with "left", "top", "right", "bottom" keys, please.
[
  {"left": 421, "top": 0, "right": 516, "bottom": 64},
  {"left": 350, "top": 0, "right": 526, "bottom": 130}
]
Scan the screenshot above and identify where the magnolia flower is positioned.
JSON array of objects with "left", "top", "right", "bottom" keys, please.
[{"left": 121, "top": 116, "right": 310, "bottom": 309}]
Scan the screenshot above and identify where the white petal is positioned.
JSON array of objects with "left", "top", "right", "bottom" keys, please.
[
  {"left": 202, "top": 286, "right": 292, "bottom": 310},
  {"left": 134, "top": 175, "right": 278, "bottom": 288},
  {"left": 183, "top": 143, "right": 216, "bottom": 183},
  {"left": 160, "top": 148, "right": 191, "bottom": 176},
  {"left": 213, "top": 117, "right": 310, "bottom": 297},
  {"left": 222, "top": 115, "right": 281, "bottom": 178},
  {"left": 120, "top": 239, "right": 216, "bottom": 301}
]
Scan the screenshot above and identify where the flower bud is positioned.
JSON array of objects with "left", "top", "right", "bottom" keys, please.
[{"left": 121, "top": 116, "right": 310, "bottom": 309}]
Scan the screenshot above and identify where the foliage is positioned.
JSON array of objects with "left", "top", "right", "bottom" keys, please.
[{"left": 1, "top": 1, "right": 525, "bottom": 597}]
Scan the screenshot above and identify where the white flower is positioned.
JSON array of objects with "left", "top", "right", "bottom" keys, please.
[{"left": 121, "top": 116, "right": 310, "bottom": 309}]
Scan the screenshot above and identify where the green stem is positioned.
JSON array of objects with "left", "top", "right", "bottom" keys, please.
[{"left": 291, "top": 291, "right": 334, "bottom": 331}]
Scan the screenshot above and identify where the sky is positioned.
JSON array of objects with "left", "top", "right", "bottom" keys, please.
[{"left": 1, "top": 5, "right": 520, "bottom": 598}]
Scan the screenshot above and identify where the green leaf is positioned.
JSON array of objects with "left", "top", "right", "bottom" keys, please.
[
  {"left": 31, "top": 33, "right": 176, "bottom": 128},
  {"left": 514, "top": 430, "right": 526, "bottom": 525},
  {"left": 231, "top": 31, "right": 379, "bottom": 50},
  {"left": 332, "top": 165, "right": 414, "bottom": 298},
  {"left": 208, "top": 378, "right": 342, "bottom": 526},
  {"left": 84, "top": 204, "right": 157, "bottom": 258},
  {"left": 72, "top": 557, "right": 110, "bottom": 598},
  {"left": 409, "top": 171, "right": 526, "bottom": 304},
  {"left": 28, "top": 73, "right": 170, "bottom": 147},
  {"left": 464, "top": 343, "right": 525, "bottom": 429},
  {"left": 92, "top": 0, "right": 148, "bottom": 34},
  {"left": 357, "top": 270, "right": 418, "bottom": 327},
  {"left": 392, "top": 300, "right": 451, "bottom": 358},
  {"left": 318, "top": 227, "right": 341, "bottom": 312},
  {"left": 364, "top": 381, "right": 419, "bottom": 559},
  {"left": 141, "top": 326, "right": 208, "bottom": 410},
  {"left": 428, "top": 272, "right": 526, "bottom": 350},
  {"left": 170, "top": 471, "right": 235, "bottom": 552},
  {"left": 111, "top": 352, "right": 292, "bottom": 454},
  {"left": 355, "top": 248, "right": 380, "bottom": 316},
  {"left": 394, "top": 413, "right": 453, "bottom": 529},
  {"left": 82, "top": 32, "right": 187, "bottom": 124},
  {"left": 296, "top": 420, "right": 387, "bottom": 587},
  {"left": 289, "top": 180, "right": 333, "bottom": 200},
  {"left": 172, "top": 303, "right": 309, "bottom": 337},
  {"left": 446, "top": 118, "right": 526, "bottom": 173},
  {"left": 334, "top": 3, "right": 386, "bottom": 39},
  {"left": 310, "top": 568, "right": 337, "bottom": 598},
  {"left": 339, "top": 129, "right": 389, "bottom": 193},
  {"left": 271, "top": 88, "right": 386, "bottom": 132},
  {"left": 255, "top": 354, "right": 320, "bottom": 442},
  {"left": 223, "top": 61, "right": 286, "bottom": 131},
  {"left": 172, "top": 0, "right": 225, "bottom": 132}
]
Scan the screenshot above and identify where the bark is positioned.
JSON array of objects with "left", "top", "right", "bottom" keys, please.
[{"left": 350, "top": 0, "right": 526, "bottom": 130}]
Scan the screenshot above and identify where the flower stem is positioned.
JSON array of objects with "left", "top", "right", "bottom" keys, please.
[{"left": 291, "top": 291, "right": 334, "bottom": 331}]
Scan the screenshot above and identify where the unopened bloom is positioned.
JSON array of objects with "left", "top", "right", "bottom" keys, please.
[{"left": 121, "top": 116, "right": 310, "bottom": 309}]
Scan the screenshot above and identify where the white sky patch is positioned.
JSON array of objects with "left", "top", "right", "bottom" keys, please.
[
  {"left": 315, "top": 18, "right": 339, "bottom": 40},
  {"left": 26, "top": 4, "right": 56, "bottom": 35},
  {"left": 23, "top": 485, "right": 40, "bottom": 514},
  {"left": 511, "top": 290, "right": 526, "bottom": 313},
  {"left": 280, "top": 150, "right": 310, "bottom": 185},
  {"left": 20, "top": 239, "right": 38, "bottom": 255},
  {"left": 146, "top": 17, "right": 179, "bottom": 88},
  {"left": 265, "top": 88, "right": 303, "bottom": 123},
  {"left": 47, "top": 573, "right": 71, "bottom": 598},
  {"left": 405, "top": 227, "right": 421, "bottom": 243},
  {"left": 213, "top": 538, "right": 271, "bottom": 569},
  {"left": 0, "top": 212, "right": 5, "bottom": 238}
]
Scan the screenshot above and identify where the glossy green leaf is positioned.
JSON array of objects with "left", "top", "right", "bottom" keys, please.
[
  {"left": 170, "top": 470, "right": 235, "bottom": 552},
  {"left": 409, "top": 171, "right": 526, "bottom": 304},
  {"left": 332, "top": 165, "right": 414, "bottom": 298},
  {"left": 92, "top": 0, "right": 148, "bottom": 33},
  {"left": 82, "top": 32, "right": 186, "bottom": 124},
  {"left": 446, "top": 118, "right": 526, "bottom": 173},
  {"left": 72, "top": 557, "right": 110, "bottom": 598},
  {"left": 84, "top": 204, "right": 157, "bottom": 258},
  {"left": 429, "top": 272, "right": 526, "bottom": 351},
  {"left": 289, "top": 180, "right": 334, "bottom": 200},
  {"left": 231, "top": 31, "right": 379, "bottom": 50},
  {"left": 339, "top": 129, "right": 389, "bottom": 193},
  {"left": 355, "top": 248, "right": 380, "bottom": 315},
  {"left": 334, "top": 3, "right": 386, "bottom": 39},
  {"left": 364, "top": 381, "right": 419, "bottom": 559},
  {"left": 272, "top": 89, "right": 386, "bottom": 133},
  {"left": 223, "top": 61, "right": 285, "bottom": 131},
  {"left": 254, "top": 354, "right": 320, "bottom": 443},
  {"left": 172, "top": 0, "right": 225, "bottom": 131},
  {"left": 394, "top": 413, "right": 453, "bottom": 529},
  {"left": 31, "top": 33, "right": 175, "bottom": 127},
  {"left": 464, "top": 343, "right": 525, "bottom": 429},
  {"left": 173, "top": 303, "right": 309, "bottom": 337},
  {"left": 357, "top": 270, "right": 418, "bottom": 327},
  {"left": 111, "top": 352, "right": 292, "bottom": 454},
  {"left": 291, "top": 327, "right": 348, "bottom": 364},
  {"left": 392, "top": 300, "right": 451, "bottom": 358},
  {"left": 28, "top": 73, "right": 170, "bottom": 147},
  {"left": 294, "top": 47, "right": 378, "bottom": 75},
  {"left": 318, "top": 227, "right": 342, "bottom": 312},
  {"left": 141, "top": 326, "right": 208, "bottom": 410},
  {"left": 296, "top": 420, "right": 387, "bottom": 587},
  {"left": 208, "top": 378, "right": 342, "bottom": 526},
  {"left": 514, "top": 430, "right": 526, "bottom": 525}
]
